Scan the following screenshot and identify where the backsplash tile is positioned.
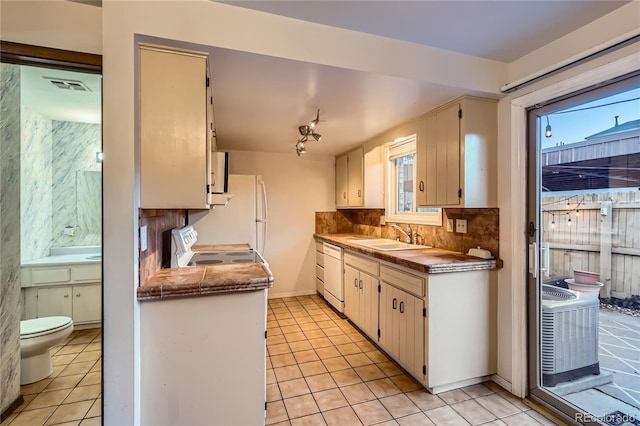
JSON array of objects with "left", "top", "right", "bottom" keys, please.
[
  {"left": 315, "top": 208, "right": 500, "bottom": 259},
  {"left": 139, "top": 209, "right": 185, "bottom": 285}
]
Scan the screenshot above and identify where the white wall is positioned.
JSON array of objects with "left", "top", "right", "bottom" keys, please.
[
  {"left": 227, "top": 150, "right": 335, "bottom": 297},
  {"left": 0, "top": 0, "right": 102, "bottom": 54}
]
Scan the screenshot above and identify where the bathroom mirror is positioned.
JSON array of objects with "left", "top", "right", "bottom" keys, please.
[{"left": 76, "top": 170, "right": 101, "bottom": 234}]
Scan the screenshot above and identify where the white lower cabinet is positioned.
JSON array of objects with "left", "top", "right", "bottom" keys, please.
[
  {"left": 33, "top": 283, "right": 102, "bottom": 325},
  {"left": 344, "top": 264, "right": 378, "bottom": 341},
  {"left": 379, "top": 282, "right": 424, "bottom": 380},
  {"left": 340, "top": 247, "right": 496, "bottom": 394}
]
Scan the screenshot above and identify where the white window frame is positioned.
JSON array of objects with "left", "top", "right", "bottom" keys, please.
[{"left": 384, "top": 135, "right": 442, "bottom": 226}]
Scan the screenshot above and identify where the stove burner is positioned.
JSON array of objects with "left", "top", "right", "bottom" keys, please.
[{"left": 190, "top": 259, "right": 225, "bottom": 266}]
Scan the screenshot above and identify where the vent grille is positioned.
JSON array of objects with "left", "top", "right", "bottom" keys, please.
[
  {"left": 44, "top": 77, "right": 92, "bottom": 92},
  {"left": 541, "top": 298, "right": 599, "bottom": 375}
]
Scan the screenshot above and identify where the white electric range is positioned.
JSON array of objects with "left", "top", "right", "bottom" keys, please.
[{"left": 170, "top": 225, "right": 268, "bottom": 268}]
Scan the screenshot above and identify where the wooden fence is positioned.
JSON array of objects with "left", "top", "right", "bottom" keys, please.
[{"left": 542, "top": 190, "right": 640, "bottom": 298}]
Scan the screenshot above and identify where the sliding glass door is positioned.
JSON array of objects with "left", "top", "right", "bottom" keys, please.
[{"left": 527, "top": 74, "right": 640, "bottom": 424}]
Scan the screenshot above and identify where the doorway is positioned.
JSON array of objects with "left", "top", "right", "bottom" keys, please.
[
  {"left": 527, "top": 74, "right": 640, "bottom": 424},
  {"left": 0, "top": 43, "right": 103, "bottom": 425}
]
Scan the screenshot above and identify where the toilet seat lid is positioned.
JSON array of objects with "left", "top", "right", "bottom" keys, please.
[{"left": 21, "top": 316, "right": 73, "bottom": 336}]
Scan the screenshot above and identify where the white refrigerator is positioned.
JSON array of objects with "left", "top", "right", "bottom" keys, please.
[{"left": 192, "top": 174, "right": 268, "bottom": 255}]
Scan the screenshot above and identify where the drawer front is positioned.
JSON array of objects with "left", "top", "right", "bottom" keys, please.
[
  {"left": 315, "top": 241, "right": 324, "bottom": 253},
  {"left": 316, "top": 264, "right": 324, "bottom": 282},
  {"left": 344, "top": 252, "right": 379, "bottom": 276},
  {"left": 316, "top": 252, "right": 324, "bottom": 267},
  {"left": 380, "top": 264, "right": 425, "bottom": 297},
  {"left": 316, "top": 277, "right": 324, "bottom": 295},
  {"left": 71, "top": 264, "right": 101, "bottom": 282},
  {"left": 32, "top": 268, "right": 71, "bottom": 285},
  {"left": 323, "top": 243, "right": 342, "bottom": 259}
]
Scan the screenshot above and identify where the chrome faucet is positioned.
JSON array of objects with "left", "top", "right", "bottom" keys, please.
[{"left": 391, "top": 224, "right": 412, "bottom": 243}]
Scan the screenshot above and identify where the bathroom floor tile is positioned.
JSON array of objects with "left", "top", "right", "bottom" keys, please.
[
  {"left": 64, "top": 384, "right": 102, "bottom": 404},
  {"left": 44, "top": 374, "right": 85, "bottom": 391},
  {"left": 7, "top": 406, "right": 56, "bottom": 426},
  {"left": 45, "top": 400, "right": 92, "bottom": 425},
  {"left": 77, "top": 372, "right": 101, "bottom": 387},
  {"left": 25, "top": 389, "right": 72, "bottom": 410}
]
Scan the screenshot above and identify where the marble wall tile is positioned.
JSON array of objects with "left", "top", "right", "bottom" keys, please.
[
  {"left": 50, "top": 120, "right": 101, "bottom": 248},
  {"left": 20, "top": 106, "right": 52, "bottom": 262},
  {"left": 1, "top": 63, "right": 22, "bottom": 413},
  {"left": 139, "top": 209, "right": 186, "bottom": 285},
  {"left": 315, "top": 208, "right": 500, "bottom": 259}
]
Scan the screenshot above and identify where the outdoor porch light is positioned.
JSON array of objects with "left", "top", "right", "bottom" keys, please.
[{"left": 545, "top": 116, "right": 552, "bottom": 138}]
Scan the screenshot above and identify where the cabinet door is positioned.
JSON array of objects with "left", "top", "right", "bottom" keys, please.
[
  {"left": 378, "top": 282, "right": 395, "bottom": 356},
  {"left": 424, "top": 114, "right": 438, "bottom": 206},
  {"left": 140, "top": 46, "right": 209, "bottom": 209},
  {"left": 335, "top": 154, "right": 348, "bottom": 208},
  {"left": 73, "top": 284, "right": 102, "bottom": 324},
  {"left": 396, "top": 291, "right": 424, "bottom": 379},
  {"left": 435, "top": 103, "right": 461, "bottom": 206},
  {"left": 37, "top": 287, "right": 73, "bottom": 318},
  {"left": 359, "top": 273, "right": 379, "bottom": 341},
  {"left": 416, "top": 118, "right": 428, "bottom": 206},
  {"left": 347, "top": 147, "right": 364, "bottom": 207},
  {"left": 344, "top": 265, "right": 360, "bottom": 321}
]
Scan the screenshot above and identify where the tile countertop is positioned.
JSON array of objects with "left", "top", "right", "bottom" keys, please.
[
  {"left": 315, "top": 233, "right": 503, "bottom": 274},
  {"left": 137, "top": 244, "right": 273, "bottom": 301}
]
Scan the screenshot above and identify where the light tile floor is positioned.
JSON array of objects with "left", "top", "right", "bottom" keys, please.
[
  {"left": 266, "top": 294, "right": 564, "bottom": 426},
  {"left": 2, "top": 328, "right": 101, "bottom": 426}
]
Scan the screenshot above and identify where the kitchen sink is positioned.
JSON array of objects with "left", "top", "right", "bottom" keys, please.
[{"left": 347, "top": 239, "right": 432, "bottom": 251}]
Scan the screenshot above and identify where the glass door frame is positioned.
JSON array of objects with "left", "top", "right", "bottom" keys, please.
[{"left": 526, "top": 74, "right": 640, "bottom": 425}]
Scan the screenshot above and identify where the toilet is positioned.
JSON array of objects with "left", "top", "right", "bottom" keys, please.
[{"left": 20, "top": 316, "right": 74, "bottom": 385}]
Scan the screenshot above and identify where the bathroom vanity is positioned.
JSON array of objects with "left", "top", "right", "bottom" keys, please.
[{"left": 21, "top": 246, "right": 102, "bottom": 329}]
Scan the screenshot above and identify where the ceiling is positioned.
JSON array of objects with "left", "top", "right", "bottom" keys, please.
[{"left": 26, "top": 0, "right": 629, "bottom": 156}]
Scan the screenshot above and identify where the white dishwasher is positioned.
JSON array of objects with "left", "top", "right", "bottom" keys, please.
[{"left": 323, "top": 242, "right": 344, "bottom": 313}]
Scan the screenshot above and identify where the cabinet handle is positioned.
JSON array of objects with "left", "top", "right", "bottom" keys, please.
[
  {"left": 343, "top": 192, "right": 347, "bottom": 199},
  {"left": 64, "top": 294, "right": 69, "bottom": 298},
  {"left": 392, "top": 298, "right": 397, "bottom": 309},
  {"left": 76, "top": 293, "right": 81, "bottom": 297},
  {"left": 359, "top": 279, "right": 363, "bottom": 289},
  {"left": 400, "top": 301, "right": 405, "bottom": 313},
  {"left": 419, "top": 181, "right": 424, "bottom": 192},
  {"left": 358, "top": 189, "right": 361, "bottom": 198},
  {"left": 354, "top": 278, "right": 358, "bottom": 288}
]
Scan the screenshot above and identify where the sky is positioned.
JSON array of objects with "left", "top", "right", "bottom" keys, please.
[{"left": 540, "top": 86, "right": 640, "bottom": 149}]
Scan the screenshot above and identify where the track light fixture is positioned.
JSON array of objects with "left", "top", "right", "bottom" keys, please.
[
  {"left": 545, "top": 116, "right": 552, "bottom": 138},
  {"left": 295, "top": 109, "right": 323, "bottom": 155}
]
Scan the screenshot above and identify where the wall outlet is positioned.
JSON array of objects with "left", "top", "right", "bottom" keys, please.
[
  {"left": 140, "top": 226, "right": 148, "bottom": 251},
  {"left": 64, "top": 227, "right": 75, "bottom": 236},
  {"left": 455, "top": 219, "right": 468, "bottom": 234},
  {"left": 446, "top": 219, "right": 454, "bottom": 232}
]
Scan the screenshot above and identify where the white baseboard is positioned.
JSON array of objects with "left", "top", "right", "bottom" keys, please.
[
  {"left": 492, "top": 374, "right": 512, "bottom": 393},
  {"left": 267, "top": 290, "right": 317, "bottom": 299}
]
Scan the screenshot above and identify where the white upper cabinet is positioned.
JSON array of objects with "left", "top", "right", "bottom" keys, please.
[
  {"left": 364, "top": 146, "right": 384, "bottom": 209},
  {"left": 335, "top": 147, "right": 364, "bottom": 208},
  {"left": 139, "top": 44, "right": 213, "bottom": 209},
  {"left": 416, "top": 96, "right": 497, "bottom": 208}
]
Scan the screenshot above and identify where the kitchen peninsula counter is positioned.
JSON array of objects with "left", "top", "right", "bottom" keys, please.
[
  {"left": 315, "top": 233, "right": 502, "bottom": 274},
  {"left": 137, "top": 244, "right": 273, "bottom": 301}
]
